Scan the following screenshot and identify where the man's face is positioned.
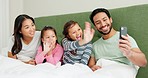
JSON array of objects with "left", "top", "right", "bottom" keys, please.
[{"left": 93, "top": 12, "right": 113, "bottom": 35}]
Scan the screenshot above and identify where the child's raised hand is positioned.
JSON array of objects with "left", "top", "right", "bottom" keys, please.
[
  {"left": 43, "top": 41, "right": 52, "bottom": 54},
  {"left": 43, "top": 41, "right": 55, "bottom": 55},
  {"left": 83, "top": 22, "right": 95, "bottom": 43}
]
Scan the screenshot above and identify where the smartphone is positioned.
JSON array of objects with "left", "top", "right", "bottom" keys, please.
[{"left": 120, "top": 27, "right": 127, "bottom": 40}]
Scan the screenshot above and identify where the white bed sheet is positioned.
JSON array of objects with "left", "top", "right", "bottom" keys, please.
[
  {"left": 0, "top": 55, "right": 92, "bottom": 78},
  {"left": 0, "top": 55, "right": 138, "bottom": 78}
]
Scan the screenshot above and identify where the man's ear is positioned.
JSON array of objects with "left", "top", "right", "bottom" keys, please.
[{"left": 110, "top": 17, "right": 113, "bottom": 23}]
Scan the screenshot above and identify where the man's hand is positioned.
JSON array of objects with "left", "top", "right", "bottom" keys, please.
[
  {"left": 119, "top": 34, "right": 132, "bottom": 57},
  {"left": 91, "top": 65, "right": 102, "bottom": 71}
]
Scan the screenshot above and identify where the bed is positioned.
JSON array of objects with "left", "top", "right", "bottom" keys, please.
[
  {"left": 0, "top": 55, "right": 138, "bottom": 78},
  {"left": 1, "top": 4, "right": 148, "bottom": 78}
]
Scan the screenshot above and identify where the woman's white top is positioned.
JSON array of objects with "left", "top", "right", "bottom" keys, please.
[{"left": 8, "top": 31, "right": 41, "bottom": 62}]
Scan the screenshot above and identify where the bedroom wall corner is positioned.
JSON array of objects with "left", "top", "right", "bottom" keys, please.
[{"left": 0, "top": 0, "right": 9, "bottom": 55}]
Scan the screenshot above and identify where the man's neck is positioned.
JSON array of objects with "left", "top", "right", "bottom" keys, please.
[{"left": 102, "top": 28, "right": 116, "bottom": 40}]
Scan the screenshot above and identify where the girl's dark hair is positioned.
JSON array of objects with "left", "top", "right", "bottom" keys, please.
[
  {"left": 90, "top": 8, "right": 111, "bottom": 25},
  {"left": 11, "top": 14, "right": 35, "bottom": 55},
  {"left": 62, "top": 20, "right": 79, "bottom": 40},
  {"left": 41, "top": 26, "right": 58, "bottom": 51}
]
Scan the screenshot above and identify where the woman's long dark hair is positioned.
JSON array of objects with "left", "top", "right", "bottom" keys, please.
[
  {"left": 41, "top": 26, "right": 58, "bottom": 51},
  {"left": 11, "top": 14, "right": 35, "bottom": 55}
]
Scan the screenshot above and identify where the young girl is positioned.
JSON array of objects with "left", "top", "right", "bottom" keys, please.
[
  {"left": 35, "top": 26, "right": 63, "bottom": 65},
  {"left": 62, "top": 20, "right": 95, "bottom": 65},
  {"left": 8, "top": 14, "right": 40, "bottom": 65}
]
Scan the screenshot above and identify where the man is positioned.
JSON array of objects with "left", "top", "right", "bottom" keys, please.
[{"left": 88, "top": 8, "right": 147, "bottom": 77}]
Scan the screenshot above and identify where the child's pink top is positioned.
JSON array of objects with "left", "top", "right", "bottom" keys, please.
[{"left": 35, "top": 44, "right": 63, "bottom": 65}]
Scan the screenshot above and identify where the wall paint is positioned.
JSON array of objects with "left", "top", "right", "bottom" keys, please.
[
  {"left": 0, "top": 0, "right": 9, "bottom": 53},
  {"left": 23, "top": 0, "right": 148, "bottom": 17},
  {"left": 9, "top": 0, "right": 23, "bottom": 34},
  {"left": 9, "top": 0, "right": 148, "bottom": 34}
]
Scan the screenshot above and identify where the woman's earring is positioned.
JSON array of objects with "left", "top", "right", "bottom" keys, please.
[{"left": 19, "top": 31, "right": 22, "bottom": 33}]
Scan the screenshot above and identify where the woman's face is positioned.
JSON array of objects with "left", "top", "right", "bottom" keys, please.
[
  {"left": 20, "top": 19, "right": 36, "bottom": 38},
  {"left": 42, "top": 30, "right": 57, "bottom": 46},
  {"left": 68, "top": 23, "right": 82, "bottom": 41}
]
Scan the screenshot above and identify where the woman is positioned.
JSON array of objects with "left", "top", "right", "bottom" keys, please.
[{"left": 8, "top": 14, "right": 40, "bottom": 65}]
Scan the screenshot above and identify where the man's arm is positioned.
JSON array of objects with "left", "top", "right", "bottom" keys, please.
[
  {"left": 125, "top": 48, "right": 147, "bottom": 67},
  {"left": 88, "top": 56, "right": 101, "bottom": 71},
  {"left": 119, "top": 35, "right": 147, "bottom": 67}
]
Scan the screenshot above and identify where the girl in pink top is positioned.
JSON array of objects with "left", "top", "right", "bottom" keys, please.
[{"left": 35, "top": 26, "right": 63, "bottom": 65}]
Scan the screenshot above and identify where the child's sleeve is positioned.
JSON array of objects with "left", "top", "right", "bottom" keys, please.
[
  {"left": 80, "top": 43, "right": 92, "bottom": 65},
  {"left": 46, "top": 44, "right": 63, "bottom": 65},
  {"left": 62, "top": 38, "right": 81, "bottom": 51},
  {"left": 35, "top": 46, "right": 46, "bottom": 64}
]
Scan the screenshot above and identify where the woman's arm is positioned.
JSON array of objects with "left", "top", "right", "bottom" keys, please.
[
  {"left": 8, "top": 52, "right": 17, "bottom": 59},
  {"left": 25, "top": 59, "right": 36, "bottom": 65}
]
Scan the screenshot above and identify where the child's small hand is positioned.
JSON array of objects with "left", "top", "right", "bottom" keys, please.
[
  {"left": 43, "top": 41, "right": 51, "bottom": 54},
  {"left": 43, "top": 41, "right": 54, "bottom": 55},
  {"left": 47, "top": 42, "right": 55, "bottom": 56},
  {"left": 83, "top": 22, "right": 95, "bottom": 43}
]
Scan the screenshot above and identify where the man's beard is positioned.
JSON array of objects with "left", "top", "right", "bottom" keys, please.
[{"left": 98, "top": 26, "right": 112, "bottom": 35}]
